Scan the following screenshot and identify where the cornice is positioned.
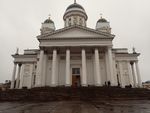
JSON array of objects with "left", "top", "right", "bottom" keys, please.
[
  {"left": 12, "top": 54, "right": 37, "bottom": 58},
  {"left": 37, "top": 25, "right": 115, "bottom": 39},
  {"left": 115, "top": 53, "right": 140, "bottom": 57}
]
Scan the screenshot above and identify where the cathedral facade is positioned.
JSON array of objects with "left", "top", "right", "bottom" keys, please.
[{"left": 10, "top": 2, "right": 142, "bottom": 89}]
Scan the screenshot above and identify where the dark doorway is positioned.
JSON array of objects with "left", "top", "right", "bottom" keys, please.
[{"left": 72, "top": 68, "right": 81, "bottom": 87}]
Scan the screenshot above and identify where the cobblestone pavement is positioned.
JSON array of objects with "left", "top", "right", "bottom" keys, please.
[{"left": 0, "top": 100, "right": 150, "bottom": 113}]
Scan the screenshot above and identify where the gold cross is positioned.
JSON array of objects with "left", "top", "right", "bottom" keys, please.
[
  {"left": 74, "top": 0, "right": 76, "bottom": 3},
  {"left": 100, "top": 13, "right": 103, "bottom": 18},
  {"left": 48, "top": 14, "right": 51, "bottom": 19}
]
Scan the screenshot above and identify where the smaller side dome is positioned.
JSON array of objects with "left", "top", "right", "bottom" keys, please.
[
  {"left": 44, "top": 18, "right": 54, "bottom": 24},
  {"left": 40, "top": 17, "right": 55, "bottom": 35},
  {"left": 96, "top": 17, "right": 111, "bottom": 33},
  {"left": 97, "top": 18, "right": 107, "bottom": 23}
]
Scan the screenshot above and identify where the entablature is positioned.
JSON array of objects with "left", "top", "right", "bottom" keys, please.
[{"left": 12, "top": 54, "right": 37, "bottom": 63}]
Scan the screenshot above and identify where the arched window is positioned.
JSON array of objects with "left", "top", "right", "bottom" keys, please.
[
  {"left": 73, "top": 17, "right": 77, "bottom": 25},
  {"left": 79, "top": 18, "right": 83, "bottom": 26},
  {"left": 68, "top": 18, "right": 71, "bottom": 26}
]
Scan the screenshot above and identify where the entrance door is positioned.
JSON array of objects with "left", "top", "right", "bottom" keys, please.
[{"left": 72, "top": 68, "right": 81, "bottom": 87}]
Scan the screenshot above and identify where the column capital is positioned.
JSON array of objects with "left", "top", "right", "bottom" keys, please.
[
  {"left": 66, "top": 48, "right": 70, "bottom": 51},
  {"left": 81, "top": 47, "right": 85, "bottom": 50},
  {"left": 106, "top": 46, "right": 112, "bottom": 49},
  {"left": 94, "top": 48, "right": 99, "bottom": 51},
  {"left": 18, "top": 63, "right": 22, "bottom": 67},
  {"left": 130, "top": 61, "right": 134, "bottom": 65}
]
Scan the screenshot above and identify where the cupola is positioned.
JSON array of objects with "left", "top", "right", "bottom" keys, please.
[
  {"left": 40, "top": 16, "right": 55, "bottom": 34},
  {"left": 96, "top": 16, "right": 111, "bottom": 33}
]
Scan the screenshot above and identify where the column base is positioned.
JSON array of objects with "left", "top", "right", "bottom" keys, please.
[
  {"left": 81, "top": 84, "right": 88, "bottom": 87},
  {"left": 95, "top": 84, "right": 102, "bottom": 87},
  {"left": 65, "top": 84, "right": 71, "bottom": 87},
  {"left": 51, "top": 84, "right": 57, "bottom": 87}
]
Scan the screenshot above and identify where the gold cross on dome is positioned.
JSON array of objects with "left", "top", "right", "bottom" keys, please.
[
  {"left": 48, "top": 14, "right": 51, "bottom": 19},
  {"left": 74, "top": 0, "right": 76, "bottom": 3},
  {"left": 100, "top": 13, "right": 103, "bottom": 18}
]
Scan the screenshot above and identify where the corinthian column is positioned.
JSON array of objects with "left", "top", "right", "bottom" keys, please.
[
  {"left": 130, "top": 62, "right": 136, "bottom": 87},
  {"left": 106, "top": 47, "right": 114, "bottom": 85},
  {"left": 51, "top": 49, "right": 57, "bottom": 86},
  {"left": 81, "top": 49, "right": 87, "bottom": 86},
  {"left": 16, "top": 63, "right": 22, "bottom": 89},
  {"left": 10, "top": 63, "right": 17, "bottom": 89},
  {"left": 135, "top": 61, "right": 142, "bottom": 87},
  {"left": 36, "top": 50, "right": 44, "bottom": 87},
  {"left": 65, "top": 49, "right": 71, "bottom": 86},
  {"left": 94, "top": 48, "right": 102, "bottom": 86}
]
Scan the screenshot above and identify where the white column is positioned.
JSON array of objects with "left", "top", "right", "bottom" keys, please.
[
  {"left": 65, "top": 49, "right": 71, "bottom": 86},
  {"left": 10, "top": 63, "right": 17, "bottom": 89},
  {"left": 118, "top": 62, "right": 124, "bottom": 87},
  {"left": 128, "top": 62, "right": 134, "bottom": 86},
  {"left": 105, "top": 51, "right": 110, "bottom": 82},
  {"left": 41, "top": 55, "right": 47, "bottom": 87},
  {"left": 94, "top": 48, "right": 102, "bottom": 86},
  {"left": 135, "top": 61, "right": 142, "bottom": 87},
  {"left": 81, "top": 49, "right": 87, "bottom": 86},
  {"left": 107, "top": 47, "right": 114, "bottom": 85},
  {"left": 15, "top": 64, "right": 22, "bottom": 89},
  {"left": 51, "top": 49, "right": 57, "bottom": 86},
  {"left": 130, "top": 62, "right": 136, "bottom": 87},
  {"left": 36, "top": 50, "right": 44, "bottom": 87}
]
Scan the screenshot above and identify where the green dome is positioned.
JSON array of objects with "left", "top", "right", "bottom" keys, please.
[
  {"left": 97, "top": 18, "right": 107, "bottom": 23},
  {"left": 66, "top": 3, "right": 85, "bottom": 11},
  {"left": 44, "top": 18, "right": 54, "bottom": 24}
]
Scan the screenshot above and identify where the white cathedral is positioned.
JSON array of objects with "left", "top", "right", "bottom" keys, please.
[{"left": 10, "top": 1, "right": 142, "bottom": 89}]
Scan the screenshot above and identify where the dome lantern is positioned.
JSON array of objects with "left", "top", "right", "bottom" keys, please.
[{"left": 63, "top": 2, "right": 88, "bottom": 27}]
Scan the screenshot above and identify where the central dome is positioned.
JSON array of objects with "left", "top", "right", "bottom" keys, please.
[
  {"left": 66, "top": 3, "right": 85, "bottom": 11},
  {"left": 63, "top": 3, "right": 88, "bottom": 27}
]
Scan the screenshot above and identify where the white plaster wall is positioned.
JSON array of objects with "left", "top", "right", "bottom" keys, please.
[
  {"left": 58, "top": 60, "right": 66, "bottom": 85},
  {"left": 87, "top": 59, "right": 94, "bottom": 85},
  {"left": 22, "top": 63, "right": 33, "bottom": 88},
  {"left": 118, "top": 61, "right": 130, "bottom": 87}
]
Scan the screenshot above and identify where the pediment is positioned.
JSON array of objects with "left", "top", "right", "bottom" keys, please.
[{"left": 38, "top": 26, "right": 114, "bottom": 39}]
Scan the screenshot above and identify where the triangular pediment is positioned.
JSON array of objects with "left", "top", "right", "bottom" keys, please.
[{"left": 38, "top": 26, "right": 114, "bottom": 39}]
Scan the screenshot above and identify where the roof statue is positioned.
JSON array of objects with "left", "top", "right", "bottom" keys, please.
[
  {"left": 133, "top": 47, "right": 137, "bottom": 54},
  {"left": 15, "top": 48, "right": 19, "bottom": 55}
]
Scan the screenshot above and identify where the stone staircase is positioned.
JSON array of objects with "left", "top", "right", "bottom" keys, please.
[{"left": 0, "top": 87, "right": 150, "bottom": 101}]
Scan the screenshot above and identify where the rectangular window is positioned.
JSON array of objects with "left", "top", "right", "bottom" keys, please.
[{"left": 72, "top": 68, "right": 80, "bottom": 75}]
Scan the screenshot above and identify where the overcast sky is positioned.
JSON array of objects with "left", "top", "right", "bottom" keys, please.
[{"left": 0, "top": 0, "right": 150, "bottom": 83}]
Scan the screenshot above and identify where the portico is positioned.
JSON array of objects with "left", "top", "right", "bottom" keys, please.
[{"left": 35, "top": 46, "right": 113, "bottom": 87}]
